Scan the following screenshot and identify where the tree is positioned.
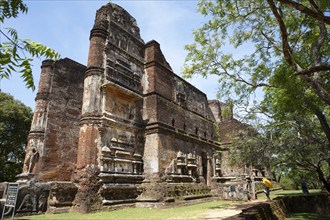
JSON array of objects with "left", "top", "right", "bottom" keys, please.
[
  {"left": 278, "top": 168, "right": 319, "bottom": 190},
  {"left": 0, "top": 92, "right": 32, "bottom": 181},
  {"left": 229, "top": 114, "right": 330, "bottom": 192},
  {"left": 0, "top": 0, "right": 60, "bottom": 90},
  {"left": 271, "top": 116, "right": 330, "bottom": 192},
  {"left": 184, "top": 0, "right": 330, "bottom": 106},
  {"left": 229, "top": 131, "right": 272, "bottom": 175},
  {"left": 183, "top": 0, "right": 330, "bottom": 192},
  {"left": 261, "top": 65, "right": 330, "bottom": 191}
]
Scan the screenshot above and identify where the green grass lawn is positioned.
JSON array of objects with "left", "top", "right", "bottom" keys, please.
[
  {"left": 256, "top": 189, "right": 322, "bottom": 200},
  {"left": 13, "top": 200, "right": 239, "bottom": 220},
  {"left": 274, "top": 189, "right": 322, "bottom": 197},
  {"left": 286, "top": 213, "right": 330, "bottom": 220},
  {"left": 8, "top": 190, "right": 327, "bottom": 220}
]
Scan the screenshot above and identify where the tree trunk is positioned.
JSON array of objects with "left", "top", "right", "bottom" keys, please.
[
  {"left": 316, "top": 166, "right": 330, "bottom": 193},
  {"left": 310, "top": 104, "right": 330, "bottom": 151}
]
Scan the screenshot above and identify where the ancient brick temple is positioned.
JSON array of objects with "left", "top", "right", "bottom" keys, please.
[{"left": 5, "top": 3, "right": 270, "bottom": 214}]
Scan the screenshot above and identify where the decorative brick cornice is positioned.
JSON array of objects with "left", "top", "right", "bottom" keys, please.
[
  {"left": 90, "top": 27, "right": 108, "bottom": 40},
  {"left": 143, "top": 93, "right": 215, "bottom": 124},
  {"left": 28, "top": 130, "right": 45, "bottom": 139},
  {"left": 102, "top": 112, "right": 145, "bottom": 128},
  {"left": 84, "top": 66, "right": 104, "bottom": 79},
  {"left": 145, "top": 122, "right": 220, "bottom": 148},
  {"left": 80, "top": 112, "right": 103, "bottom": 125}
]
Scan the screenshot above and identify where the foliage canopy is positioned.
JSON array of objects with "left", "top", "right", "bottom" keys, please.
[
  {"left": 184, "top": 0, "right": 330, "bottom": 191},
  {"left": 0, "top": 0, "right": 60, "bottom": 90},
  {"left": 184, "top": 0, "right": 330, "bottom": 106},
  {"left": 0, "top": 92, "right": 32, "bottom": 181}
]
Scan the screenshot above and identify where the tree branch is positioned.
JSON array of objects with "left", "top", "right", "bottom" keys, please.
[
  {"left": 295, "top": 65, "right": 330, "bottom": 76},
  {"left": 308, "top": 102, "right": 330, "bottom": 151},
  {"left": 217, "top": 61, "right": 271, "bottom": 89},
  {"left": 267, "top": 0, "right": 294, "bottom": 66},
  {"left": 300, "top": 74, "right": 330, "bottom": 105},
  {"left": 278, "top": 0, "right": 330, "bottom": 25},
  {"left": 312, "top": 11, "right": 327, "bottom": 68},
  {"left": 0, "top": 29, "right": 23, "bottom": 50}
]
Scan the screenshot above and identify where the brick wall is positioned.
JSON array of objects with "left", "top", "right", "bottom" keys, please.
[{"left": 31, "top": 58, "right": 85, "bottom": 181}]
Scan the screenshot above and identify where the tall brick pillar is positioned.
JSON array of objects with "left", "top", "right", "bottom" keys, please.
[
  {"left": 143, "top": 41, "right": 163, "bottom": 181},
  {"left": 18, "top": 60, "right": 54, "bottom": 181},
  {"left": 138, "top": 41, "right": 174, "bottom": 202},
  {"left": 73, "top": 11, "right": 108, "bottom": 213},
  {"left": 76, "top": 27, "right": 107, "bottom": 169}
]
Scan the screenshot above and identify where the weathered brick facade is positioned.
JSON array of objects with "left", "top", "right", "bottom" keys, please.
[
  {"left": 21, "top": 59, "right": 85, "bottom": 182},
  {"left": 11, "top": 3, "right": 270, "bottom": 214}
]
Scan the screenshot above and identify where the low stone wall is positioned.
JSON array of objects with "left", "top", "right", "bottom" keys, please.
[
  {"left": 227, "top": 194, "right": 330, "bottom": 220},
  {"left": 280, "top": 194, "right": 330, "bottom": 214},
  {"left": 137, "top": 182, "right": 211, "bottom": 205},
  {"left": 48, "top": 181, "right": 77, "bottom": 214}
]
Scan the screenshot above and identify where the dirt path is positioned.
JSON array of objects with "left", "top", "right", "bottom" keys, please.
[{"left": 202, "top": 200, "right": 265, "bottom": 220}]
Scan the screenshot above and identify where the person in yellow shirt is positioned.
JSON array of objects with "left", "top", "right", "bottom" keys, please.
[{"left": 262, "top": 178, "right": 272, "bottom": 201}]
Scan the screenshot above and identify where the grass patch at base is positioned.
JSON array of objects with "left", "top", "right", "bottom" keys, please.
[
  {"left": 286, "top": 213, "right": 330, "bottom": 220},
  {"left": 256, "top": 189, "right": 322, "bottom": 201},
  {"left": 11, "top": 190, "right": 326, "bottom": 220},
  {"left": 14, "top": 200, "right": 239, "bottom": 220},
  {"left": 275, "top": 189, "right": 322, "bottom": 197}
]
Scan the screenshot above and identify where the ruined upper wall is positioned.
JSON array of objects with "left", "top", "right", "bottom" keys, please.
[
  {"left": 81, "top": 3, "right": 146, "bottom": 119},
  {"left": 93, "top": 3, "right": 143, "bottom": 43},
  {"left": 208, "top": 100, "right": 234, "bottom": 123},
  {"left": 208, "top": 100, "right": 222, "bottom": 124},
  {"left": 93, "top": 3, "right": 145, "bottom": 94},
  {"left": 142, "top": 40, "right": 218, "bottom": 144},
  {"left": 143, "top": 41, "right": 215, "bottom": 120},
  {"left": 26, "top": 58, "right": 86, "bottom": 181}
]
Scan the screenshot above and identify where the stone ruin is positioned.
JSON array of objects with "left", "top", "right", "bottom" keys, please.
[{"left": 0, "top": 3, "right": 272, "bottom": 215}]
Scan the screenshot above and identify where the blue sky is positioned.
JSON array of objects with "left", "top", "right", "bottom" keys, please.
[{"left": 1, "top": 0, "right": 220, "bottom": 110}]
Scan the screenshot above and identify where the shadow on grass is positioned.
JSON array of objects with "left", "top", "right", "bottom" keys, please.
[
  {"left": 207, "top": 201, "right": 241, "bottom": 210},
  {"left": 206, "top": 200, "right": 265, "bottom": 217},
  {"left": 287, "top": 213, "right": 330, "bottom": 220}
]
